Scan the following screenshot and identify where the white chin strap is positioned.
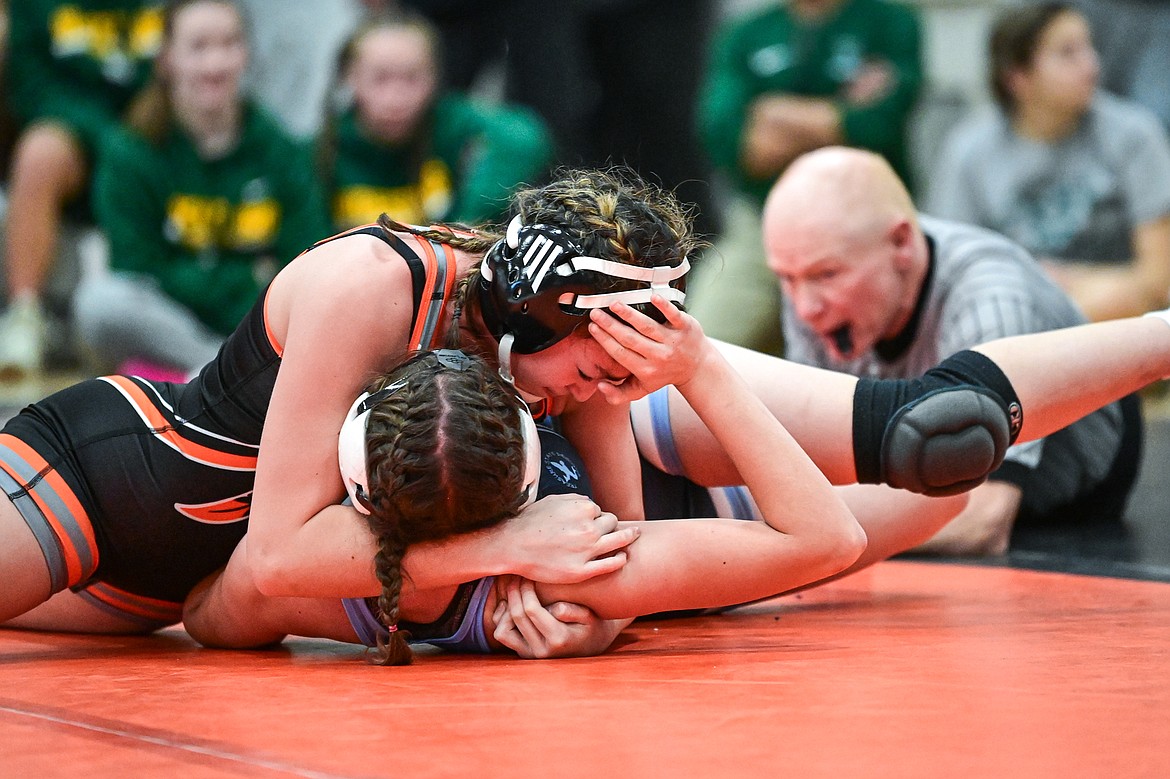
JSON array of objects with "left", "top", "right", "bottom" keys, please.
[
  {"left": 497, "top": 332, "right": 517, "bottom": 385},
  {"left": 495, "top": 332, "right": 544, "bottom": 406},
  {"left": 518, "top": 409, "right": 542, "bottom": 509},
  {"left": 339, "top": 385, "right": 543, "bottom": 515}
]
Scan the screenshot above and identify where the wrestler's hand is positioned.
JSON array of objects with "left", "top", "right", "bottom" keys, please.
[
  {"left": 491, "top": 575, "right": 630, "bottom": 659},
  {"left": 588, "top": 296, "right": 714, "bottom": 403},
  {"left": 500, "top": 494, "right": 638, "bottom": 583}
]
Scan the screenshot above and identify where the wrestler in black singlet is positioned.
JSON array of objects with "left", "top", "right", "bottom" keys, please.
[{"left": 0, "top": 226, "right": 456, "bottom": 625}]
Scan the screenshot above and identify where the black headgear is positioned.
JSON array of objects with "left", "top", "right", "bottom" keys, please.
[{"left": 477, "top": 215, "right": 690, "bottom": 355}]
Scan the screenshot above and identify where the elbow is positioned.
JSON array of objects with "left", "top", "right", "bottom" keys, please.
[
  {"left": 836, "top": 520, "right": 869, "bottom": 570},
  {"left": 823, "top": 517, "right": 868, "bottom": 576},
  {"left": 245, "top": 542, "right": 294, "bottom": 597},
  {"left": 797, "top": 520, "right": 867, "bottom": 587},
  {"left": 180, "top": 572, "right": 243, "bottom": 649},
  {"left": 181, "top": 581, "right": 215, "bottom": 646}
]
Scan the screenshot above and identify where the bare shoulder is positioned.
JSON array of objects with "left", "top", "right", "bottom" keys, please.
[
  {"left": 266, "top": 232, "right": 422, "bottom": 349},
  {"left": 277, "top": 232, "right": 416, "bottom": 306}
]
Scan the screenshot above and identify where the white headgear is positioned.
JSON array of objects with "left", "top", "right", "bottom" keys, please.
[{"left": 338, "top": 377, "right": 543, "bottom": 515}]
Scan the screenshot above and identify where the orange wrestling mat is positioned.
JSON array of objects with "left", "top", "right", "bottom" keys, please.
[{"left": 2, "top": 560, "right": 1168, "bottom": 779}]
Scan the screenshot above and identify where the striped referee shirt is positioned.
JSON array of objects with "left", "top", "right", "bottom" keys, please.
[{"left": 782, "top": 215, "right": 1125, "bottom": 517}]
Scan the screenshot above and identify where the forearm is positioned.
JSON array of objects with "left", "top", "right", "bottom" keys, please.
[
  {"left": 533, "top": 519, "right": 853, "bottom": 620},
  {"left": 740, "top": 96, "right": 841, "bottom": 180},
  {"left": 183, "top": 542, "right": 290, "bottom": 648},
  {"left": 740, "top": 125, "right": 808, "bottom": 181},
  {"left": 247, "top": 503, "right": 382, "bottom": 598},
  {"left": 676, "top": 346, "right": 856, "bottom": 544},
  {"left": 1066, "top": 270, "right": 1166, "bottom": 321},
  {"left": 1049, "top": 261, "right": 1170, "bottom": 322},
  {"left": 401, "top": 527, "right": 512, "bottom": 591},
  {"left": 186, "top": 540, "right": 363, "bottom": 648}
]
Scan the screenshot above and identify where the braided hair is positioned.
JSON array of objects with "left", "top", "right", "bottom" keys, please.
[
  {"left": 359, "top": 351, "right": 529, "bottom": 665},
  {"left": 374, "top": 166, "right": 703, "bottom": 349}
]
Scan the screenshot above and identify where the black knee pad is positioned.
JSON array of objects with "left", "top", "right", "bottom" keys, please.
[
  {"left": 853, "top": 350, "right": 1023, "bottom": 496},
  {"left": 880, "top": 386, "right": 1011, "bottom": 496}
]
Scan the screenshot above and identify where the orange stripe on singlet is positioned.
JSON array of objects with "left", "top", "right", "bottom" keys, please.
[
  {"left": 437, "top": 242, "right": 459, "bottom": 337},
  {"left": 103, "top": 376, "right": 258, "bottom": 472},
  {"left": 262, "top": 286, "right": 283, "bottom": 357},
  {"left": 407, "top": 235, "right": 442, "bottom": 350},
  {"left": 0, "top": 433, "right": 97, "bottom": 587},
  {"left": 174, "top": 491, "right": 253, "bottom": 524},
  {"left": 82, "top": 582, "right": 183, "bottom": 624}
]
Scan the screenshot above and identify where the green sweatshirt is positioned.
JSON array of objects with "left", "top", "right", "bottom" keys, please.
[
  {"left": 94, "top": 104, "right": 331, "bottom": 335},
  {"left": 327, "top": 92, "right": 554, "bottom": 230},
  {"left": 5, "top": 0, "right": 163, "bottom": 152},
  {"left": 698, "top": 0, "right": 923, "bottom": 202}
]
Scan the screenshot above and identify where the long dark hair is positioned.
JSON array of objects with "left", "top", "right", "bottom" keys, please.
[
  {"left": 989, "top": 2, "right": 1075, "bottom": 112},
  {"left": 317, "top": 8, "right": 443, "bottom": 210}
]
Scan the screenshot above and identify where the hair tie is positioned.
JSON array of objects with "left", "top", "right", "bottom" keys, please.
[{"left": 385, "top": 624, "right": 399, "bottom": 634}]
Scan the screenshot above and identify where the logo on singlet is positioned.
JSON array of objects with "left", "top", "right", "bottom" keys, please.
[
  {"left": 175, "top": 491, "right": 253, "bottom": 524},
  {"left": 544, "top": 452, "right": 581, "bottom": 489}
]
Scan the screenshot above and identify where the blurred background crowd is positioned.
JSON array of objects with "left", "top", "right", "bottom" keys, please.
[{"left": 1, "top": 0, "right": 1168, "bottom": 565}]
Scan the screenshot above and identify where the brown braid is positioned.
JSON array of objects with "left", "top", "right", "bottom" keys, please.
[
  {"left": 509, "top": 167, "right": 704, "bottom": 283},
  {"left": 358, "top": 351, "right": 528, "bottom": 665},
  {"left": 375, "top": 166, "right": 705, "bottom": 352},
  {"left": 370, "top": 532, "right": 411, "bottom": 666}
]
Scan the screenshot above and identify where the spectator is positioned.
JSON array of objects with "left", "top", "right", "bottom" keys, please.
[
  {"left": 0, "top": 0, "right": 14, "bottom": 168},
  {"left": 767, "top": 147, "right": 1141, "bottom": 556},
  {"left": 689, "top": 0, "right": 923, "bottom": 355},
  {"left": 321, "top": 9, "right": 553, "bottom": 230},
  {"left": 0, "top": 0, "right": 164, "bottom": 379},
  {"left": 927, "top": 2, "right": 1170, "bottom": 322},
  {"left": 75, "top": 0, "right": 329, "bottom": 381}
]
